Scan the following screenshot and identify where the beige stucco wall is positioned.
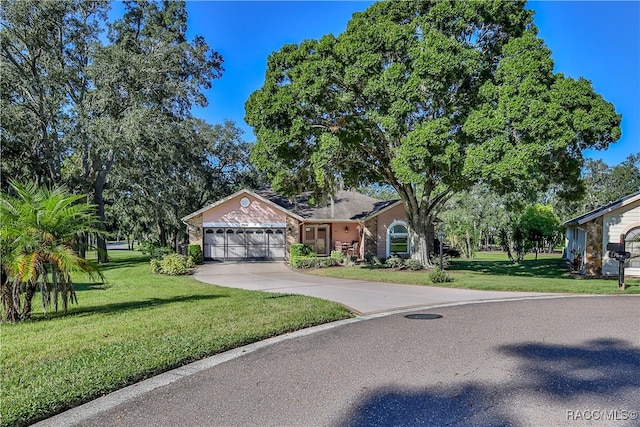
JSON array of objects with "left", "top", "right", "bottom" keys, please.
[
  {"left": 602, "top": 200, "right": 640, "bottom": 276},
  {"left": 202, "top": 193, "right": 287, "bottom": 225},
  {"left": 375, "top": 203, "right": 408, "bottom": 258}
]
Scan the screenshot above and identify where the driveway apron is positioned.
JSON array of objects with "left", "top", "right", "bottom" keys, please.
[{"left": 191, "top": 261, "right": 561, "bottom": 314}]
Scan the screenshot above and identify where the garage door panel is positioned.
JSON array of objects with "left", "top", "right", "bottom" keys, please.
[
  {"left": 269, "top": 245, "right": 285, "bottom": 259},
  {"left": 203, "top": 227, "right": 286, "bottom": 260},
  {"left": 248, "top": 245, "right": 268, "bottom": 258},
  {"left": 227, "top": 245, "right": 245, "bottom": 258}
]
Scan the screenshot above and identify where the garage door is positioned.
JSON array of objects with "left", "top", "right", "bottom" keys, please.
[{"left": 204, "top": 228, "right": 286, "bottom": 260}]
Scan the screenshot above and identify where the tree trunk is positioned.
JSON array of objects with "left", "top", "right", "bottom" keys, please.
[
  {"left": 20, "top": 281, "right": 37, "bottom": 320},
  {"left": 0, "top": 269, "right": 18, "bottom": 323},
  {"left": 158, "top": 222, "right": 167, "bottom": 247},
  {"left": 94, "top": 171, "right": 109, "bottom": 263},
  {"left": 407, "top": 219, "right": 434, "bottom": 268}
]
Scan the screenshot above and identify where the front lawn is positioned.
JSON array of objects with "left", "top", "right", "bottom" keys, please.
[
  {"left": 1, "top": 250, "right": 352, "bottom": 426},
  {"left": 306, "top": 252, "right": 640, "bottom": 294}
]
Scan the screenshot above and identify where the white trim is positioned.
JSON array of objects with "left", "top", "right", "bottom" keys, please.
[
  {"left": 386, "top": 220, "right": 410, "bottom": 257},
  {"left": 564, "top": 192, "right": 640, "bottom": 225},
  {"left": 203, "top": 222, "right": 286, "bottom": 228}
]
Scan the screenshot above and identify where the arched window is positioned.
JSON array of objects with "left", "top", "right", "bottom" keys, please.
[
  {"left": 626, "top": 227, "right": 640, "bottom": 269},
  {"left": 387, "top": 221, "right": 410, "bottom": 256}
]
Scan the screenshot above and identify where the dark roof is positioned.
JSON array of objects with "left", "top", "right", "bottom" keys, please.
[
  {"left": 255, "top": 189, "right": 400, "bottom": 220},
  {"left": 564, "top": 191, "right": 640, "bottom": 226}
]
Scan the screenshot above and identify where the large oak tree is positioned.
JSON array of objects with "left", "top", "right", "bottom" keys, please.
[{"left": 245, "top": 0, "right": 621, "bottom": 265}]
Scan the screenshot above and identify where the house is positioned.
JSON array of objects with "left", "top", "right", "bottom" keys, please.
[
  {"left": 181, "top": 188, "right": 420, "bottom": 261},
  {"left": 563, "top": 191, "right": 640, "bottom": 277}
]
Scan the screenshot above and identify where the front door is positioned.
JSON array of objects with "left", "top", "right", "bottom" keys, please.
[{"left": 304, "top": 225, "right": 329, "bottom": 256}]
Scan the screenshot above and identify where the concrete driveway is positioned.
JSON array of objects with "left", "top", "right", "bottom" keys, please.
[{"left": 192, "top": 261, "right": 561, "bottom": 314}]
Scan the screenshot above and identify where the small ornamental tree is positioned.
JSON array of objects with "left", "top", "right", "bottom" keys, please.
[
  {"left": 519, "top": 204, "right": 561, "bottom": 259},
  {"left": 1, "top": 181, "right": 103, "bottom": 322},
  {"left": 246, "top": 1, "right": 620, "bottom": 267}
]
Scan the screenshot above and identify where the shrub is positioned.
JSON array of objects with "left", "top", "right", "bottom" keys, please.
[
  {"left": 404, "top": 259, "right": 423, "bottom": 271},
  {"left": 290, "top": 243, "right": 313, "bottom": 258},
  {"left": 151, "top": 253, "right": 194, "bottom": 276},
  {"left": 290, "top": 256, "right": 339, "bottom": 269},
  {"left": 150, "top": 258, "right": 162, "bottom": 274},
  {"left": 319, "top": 258, "right": 340, "bottom": 268},
  {"left": 385, "top": 255, "right": 404, "bottom": 269},
  {"left": 343, "top": 255, "right": 358, "bottom": 266},
  {"left": 429, "top": 267, "right": 452, "bottom": 283},
  {"left": 371, "top": 256, "right": 386, "bottom": 266},
  {"left": 330, "top": 250, "right": 344, "bottom": 262},
  {"left": 290, "top": 256, "right": 318, "bottom": 269},
  {"left": 188, "top": 244, "right": 203, "bottom": 265}
]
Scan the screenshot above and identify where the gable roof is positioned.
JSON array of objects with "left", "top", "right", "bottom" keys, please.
[
  {"left": 255, "top": 188, "right": 402, "bottom": 221},
  {"left": 181, "top": 188, "right": 304, "bottom": 223},
  {"left": 564, "top": 191, "right": 640, "bottom": 226}
]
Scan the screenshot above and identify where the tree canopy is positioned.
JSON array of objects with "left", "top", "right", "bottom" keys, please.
[
  {"left": 246, "top": 0, "right": 621, "bottom": 264},
  {"left": 1, "top": 0, "right": 255, "bottom": 257}
]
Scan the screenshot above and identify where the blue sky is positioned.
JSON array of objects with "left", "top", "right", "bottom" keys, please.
[{"left": 111, "top": 1, "right": 639, "bottom": 166}]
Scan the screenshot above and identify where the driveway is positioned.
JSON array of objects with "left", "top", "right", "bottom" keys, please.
[{"left": 192, "top": 261, "right": 561, "bottom": 314}]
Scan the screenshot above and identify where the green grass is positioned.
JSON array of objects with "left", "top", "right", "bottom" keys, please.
[
  {"left": 306, "top": 252, "right": 640, "bottom": 294},
  {"left": 1, "top": 251, "right": 352, "bottom": 426}
]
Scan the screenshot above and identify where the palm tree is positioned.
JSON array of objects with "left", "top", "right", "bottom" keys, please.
[{"left": 1, "top": 180, "right": 103, "bottom": 322}]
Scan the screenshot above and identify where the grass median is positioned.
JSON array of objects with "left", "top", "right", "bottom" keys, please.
[
  {"left": 1, "top": 250, "right": 352, "bottom": 426},
  {"left": 306, "top": 253, "right": 640, "bottom": 294}
]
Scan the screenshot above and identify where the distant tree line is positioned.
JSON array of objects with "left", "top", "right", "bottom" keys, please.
[
  {"left": 438, "top": 153, "right": 640, "bottom": 261},
  {"left": 1, "top": 0, "right": 261, "bottom": 262}
]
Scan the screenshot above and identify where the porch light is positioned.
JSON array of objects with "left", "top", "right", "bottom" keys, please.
[{"left": 345, "top": 226, "right": 349, "bottom": 233}]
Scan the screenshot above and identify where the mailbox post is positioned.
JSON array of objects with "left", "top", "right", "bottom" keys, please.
[{"left": 607, "top": 234, "right": 630, "bottom": 290}]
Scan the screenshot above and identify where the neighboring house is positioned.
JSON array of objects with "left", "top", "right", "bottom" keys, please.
[
  {"left": 563, "top": 191, "right": 640, "bottom": 277},
  {"left": 181, "top": 188, "right": 420, "bottom": 261}
]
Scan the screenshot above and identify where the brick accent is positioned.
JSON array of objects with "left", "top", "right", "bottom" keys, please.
[
  {"left": 363, "top": 217, "right": 378, "bottom": 260},
  {"left": 286, "top": 217, "right": 300, "bottom": 259},
  {"left": 585, "top": 217, "right": 603, "bottom": 276},
  {"left": 186, "top": 214, "right": 203, "bottom": 249}
]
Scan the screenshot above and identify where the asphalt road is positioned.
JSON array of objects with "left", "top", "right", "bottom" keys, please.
[{"left": 38, "top": 295, "right": 640, "bottom": 427}]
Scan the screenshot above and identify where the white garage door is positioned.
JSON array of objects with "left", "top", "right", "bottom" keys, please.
[{"left": 204, "top": 228, "right": 286, "bottom": 260}]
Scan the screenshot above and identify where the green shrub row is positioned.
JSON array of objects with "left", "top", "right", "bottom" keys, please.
[{"left": 291, "top": 256, "right": 340, "bottom": 269}]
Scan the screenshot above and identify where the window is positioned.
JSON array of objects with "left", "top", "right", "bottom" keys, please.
[
  {"left": 387, "top": 221, "right": 409, "bottom": 256},
  {"left": 626, "top": 227, "right": 640, "bottom": 269}
]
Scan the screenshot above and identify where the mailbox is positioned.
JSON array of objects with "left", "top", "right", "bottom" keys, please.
[
  {"left": 606, "top": 242, "right": 622, "bottom": 252},
  {"left": 610, "top": 251, "right": 631, "bottom": 261}
]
